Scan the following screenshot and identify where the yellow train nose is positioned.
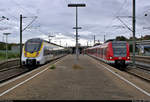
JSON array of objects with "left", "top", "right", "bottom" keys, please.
[{"left": 24, "top": 51, "right": 39, "bottom": 57}]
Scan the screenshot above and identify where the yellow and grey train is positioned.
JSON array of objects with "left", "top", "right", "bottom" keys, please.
[{"left": 22, "top": 38, "right": 69, "bottom": 65}]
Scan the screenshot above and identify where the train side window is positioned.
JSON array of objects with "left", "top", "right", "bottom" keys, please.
[
  {"left": 104, "top": 48, "right": 106, "bottom": 56},
  {"left": 103, "top": 48, "right": 105, "bottom": 56},
  {"left": 105, "top": 48, "right": 107, "bottom": 56},
  {"left": 100, "top": 48, "right": 101, "bottom": 55},
  {"left": 99, "top": 48, "right": 101, "bottom": 54},
  {"left": 44, "top": 47, "right": 50, "bottom": 56},
  {"left": 56, "top": 50, "right": 58, "bottom": 55}
]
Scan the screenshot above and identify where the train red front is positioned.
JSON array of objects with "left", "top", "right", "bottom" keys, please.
[{"left": 83, "top": 41, "right": 131, "bottom": 67}]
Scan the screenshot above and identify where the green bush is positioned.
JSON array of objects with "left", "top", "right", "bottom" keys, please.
[
  {"left": 0, "top": 51, "right": 19, "bottom": 61},
  {"left": 50, "top": 65, "right": 56, "bottom": 69}
]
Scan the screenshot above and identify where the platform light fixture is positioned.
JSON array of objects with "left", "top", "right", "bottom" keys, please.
[{"left": 68, "top": 3, "right": 86, "bottom": 63}]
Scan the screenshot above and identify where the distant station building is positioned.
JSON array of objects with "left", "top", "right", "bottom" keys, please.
[
  {"left": 136, "top": 40, "right": 150, "bottom": 56},
  {"left": 69, "top": 45, "right": 92, "bottom": 54}
]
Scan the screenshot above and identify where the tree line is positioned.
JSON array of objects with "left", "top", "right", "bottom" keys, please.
[
  {"left": 0, "top": 42, "right": 20, "bottom": 50},
  {"left": 115, "top": 35, "right": 150, "bottom": 41}
]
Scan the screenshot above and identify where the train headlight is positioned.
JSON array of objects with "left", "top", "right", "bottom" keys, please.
[
  {"left": 127, "top": 56, "right": 130, "bottom": 59},
  {"left": 109, "top": 57, "right": 113, "bottom": 59}
]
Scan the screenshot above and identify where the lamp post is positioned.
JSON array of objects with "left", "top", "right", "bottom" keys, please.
[
  {"left": 68, "top": 3, "right": 86, "bottom": 63},
  {"left": 132, "top": 0, "right": 136, "bottom": 67},
  {"left": 3, "top": 33, "right": 11, "bottom": 62}
]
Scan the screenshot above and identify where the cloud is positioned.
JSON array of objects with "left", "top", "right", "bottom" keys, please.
[{"left": 0, "top": 0, "right": 150, "bottom": 46}]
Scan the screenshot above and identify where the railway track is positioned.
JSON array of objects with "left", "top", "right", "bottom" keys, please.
[
  {"left": 0, "top": 55, "right": 67, "bottom": 83},
  {"left": 0, "top": 66, "right": 29, "bottom": 83},
  {"left": 136, "top": 65, "right": 150, "bottom": 71},
  {"left": 0, "top": 65, "right": 20, "bottom": 72},
  {"left": 131, "top": 55, "right": 150, "bottom": 64},
  {"left": 126, "top": 67, "right": 150, "bottom": 82},
  {"left": 125, "top": 63, "right": 150, "bottom": 82},
  {"left": 89, "top": 54, "right": 150, "bottom": 82},
  {"left": 0, "top": 58, "right": 20, "bottom": 70},
  {"left": 124, "top": 55, "right": 150, "bottom": 81}
]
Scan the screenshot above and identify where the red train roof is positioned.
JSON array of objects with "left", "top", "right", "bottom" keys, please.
[{"left": 85, "top": 41, "right": 128, "bottom": 50}]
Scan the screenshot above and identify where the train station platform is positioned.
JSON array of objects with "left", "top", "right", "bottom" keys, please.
[{"left": 0, "top": 55, "right": 150, "bottom": 100}]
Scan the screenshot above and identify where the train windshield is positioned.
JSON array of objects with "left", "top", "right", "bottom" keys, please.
[
  {"left": 112, "top": 42, "right": 127, "bottom": 57},
  {"left": 25, "top": 39, "right": 42, "bottom": 53}
]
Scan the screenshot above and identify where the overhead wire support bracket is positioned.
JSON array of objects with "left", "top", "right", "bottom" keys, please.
[
  {"left": 0, "top": 16, "right": 9, "bottom": 22},
  {"left": 116, "top": 16, "right": 133, "bottom": 32},
  {"left": 22, "top": 16, "right": 38, "bottom": 32}
]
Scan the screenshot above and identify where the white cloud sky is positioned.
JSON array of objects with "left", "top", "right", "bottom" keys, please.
[{"left": 0, "top": 0, "right": 150, "bottom": 46}]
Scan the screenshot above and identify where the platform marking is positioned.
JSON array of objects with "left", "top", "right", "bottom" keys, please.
[
  {"left": 0, "top": 68, "right": 48, "bottom": 97},
  {"left": 89, "top": 54, "right": 150, "bottom": 97},
  {"left": 97, "top": 62, "right": 150, "bottom": 97}
]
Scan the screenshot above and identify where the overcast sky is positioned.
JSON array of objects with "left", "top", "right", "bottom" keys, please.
[{"left": 0, "top": 0, "right": 150, "bottom": 46}]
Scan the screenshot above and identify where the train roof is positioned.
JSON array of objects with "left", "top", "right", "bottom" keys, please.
[
  {"left": 85, "top": 41, "right": 128, "bottom": 50},
  {"left": 26, "top": 38, "right": 65, "bottom": 49},
  {"left": 111, "top": 41, "right": 127, "bottom": 43}
]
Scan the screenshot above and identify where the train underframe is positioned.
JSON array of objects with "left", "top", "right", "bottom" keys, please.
[
  {"left": 22, "top": 59, "right": 41, "bottom": 66},
  {"left": 115, "top": 60, "right": 125, "bottom": 66}
]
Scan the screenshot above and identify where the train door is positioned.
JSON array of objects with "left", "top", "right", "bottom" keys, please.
[
  {"left": 95, "top": 48, "right": 97, "bottom": 56},
  {"left": 100, "top": 48, "right": 102, "bottom": 58},
  {"left": 104, "top": 48, "right": 108, "bottom": 60},
  {"left": 97, "top": 48, "right": 99, "bottom": 57},
  {"left": 103, "top": 48, "right": 105, "bottom": 59}
]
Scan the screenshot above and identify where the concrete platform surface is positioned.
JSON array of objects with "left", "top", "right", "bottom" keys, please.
[{"left": 0, "top": 55, "right": 150, "bottom": 100}]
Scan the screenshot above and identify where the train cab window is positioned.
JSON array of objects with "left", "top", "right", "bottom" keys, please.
[
  {"left": 112, "top": 42, "right": 127, "bottom": 57},
  {"left": 25, "top": 39, "right": 42, "bottom": 53}
]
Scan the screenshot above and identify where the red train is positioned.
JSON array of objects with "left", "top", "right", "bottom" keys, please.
[{"left": 83, "top": 41, "right": 131, "bottom": 67}]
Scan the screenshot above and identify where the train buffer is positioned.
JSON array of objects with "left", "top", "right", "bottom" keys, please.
[{"left": 0, "top": 54, "right": 150, "bottom": 100}]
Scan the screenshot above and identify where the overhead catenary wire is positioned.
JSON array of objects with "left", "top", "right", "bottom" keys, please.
[
  {"left": 117, "top": 16, "right": 132, "bottom": 32},
  {"left": 104, "top": 0, "right": 128, "bottom": 36},
  {"left": 22, "top": 16, "right": 38, "bottom": 32},
  {"left": 0, "top": 0, "right": 38, "bottom": 33}
]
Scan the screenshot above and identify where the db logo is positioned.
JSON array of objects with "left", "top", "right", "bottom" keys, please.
[{"left": 119, "top": 57, "right": 122, "bottom": 59}]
